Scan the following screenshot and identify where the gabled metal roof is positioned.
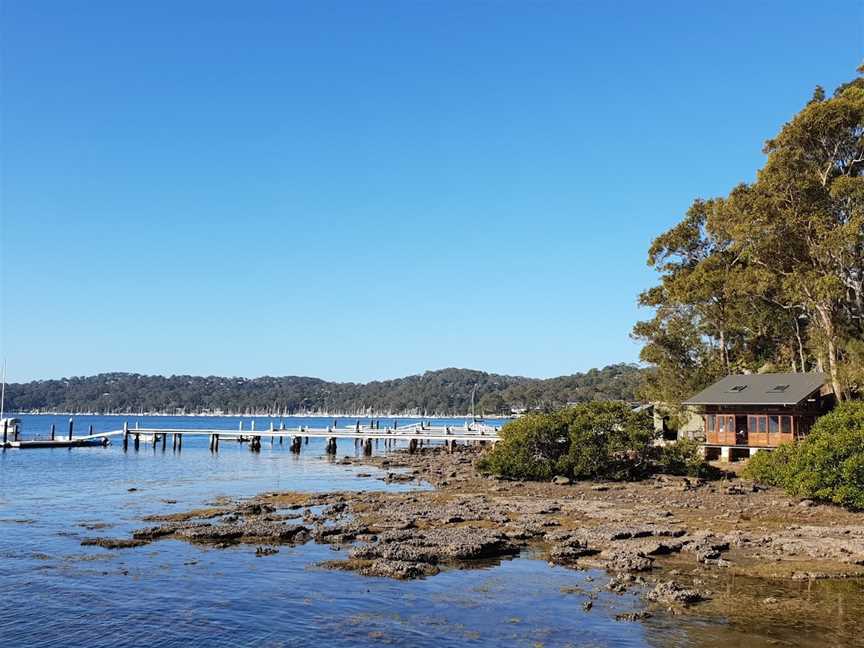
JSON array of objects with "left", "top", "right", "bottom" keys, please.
[{"left": 682, "top": 373, "right": 828, "bottom": 407}]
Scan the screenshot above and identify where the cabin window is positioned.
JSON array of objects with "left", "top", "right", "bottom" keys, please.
[
  {"left": 706, "top": 415, "right": 716, "bottom": 434},
  {"left": 781, "top": 416, "right": 792, "bottom": 434},
  {"left": 748, "top": 415, "right": 758, "bottom": 433},
  {"left": 718, "top": 417, "right": 726, "bottom": 433},
  {"left": 769, "top": 416, "right": 779, "bottom": 434},
  {"left": 758, "top": 417, "right": 767, "bottom": 433}
]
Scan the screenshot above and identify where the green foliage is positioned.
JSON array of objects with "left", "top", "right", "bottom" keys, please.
[
  {"left": 475, "top": 411, "right": 571, "bottom": 480},
  {"left": 743, "top": 403, "right": 864, "bottom": 510},
  {"left": 657, "top": 438, "right": 713, "bottom": 478},
  {"left": 556, "top": 402, "right": 657, "bottom": 480},
  {"left": 478, "top": 392, "right": 508, "bottom": 415},
  {"left": 635, "top": 69, "right": 864, "bottom": 406},
  {"left": 741, "top": 444, "right": 797, "bottom": 487},
  {"left": 6, "top": 365, "right": 645, "bottom": 416},
  {"left": 478, "top": 402, "right": 660, "bottom": 482}
]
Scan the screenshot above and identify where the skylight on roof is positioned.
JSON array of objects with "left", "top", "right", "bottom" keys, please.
[
  {"left": 727, "top": 385, "right": 748, "bottom": 393},
  {"left": 768, "top": 384, "right": 790, "bottom": 393}
]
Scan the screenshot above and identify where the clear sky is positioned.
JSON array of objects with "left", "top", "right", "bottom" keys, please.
[{"left": 0, "top": 1, "right": 861, "bottom": 383}]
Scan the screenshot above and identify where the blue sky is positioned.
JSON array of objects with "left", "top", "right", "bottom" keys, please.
[{"left": 1, "top": 1, "right": 861, "bottom": 383}]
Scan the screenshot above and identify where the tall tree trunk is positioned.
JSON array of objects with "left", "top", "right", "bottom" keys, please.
[
  {"left": 815, "top": 304, "right": 846, "bottom": 401},
  {"left": 794, "top": 316, "right": 806, "bottom": 372},
  {"left": 853, "top": 280, "right": 864, "bottom": 334}
]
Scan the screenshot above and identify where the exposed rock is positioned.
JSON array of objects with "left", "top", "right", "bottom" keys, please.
[
  {"left": 600, "top": 550, "right": 655, "bottom": 572},
  {"left": 320, "top": 559, "right": 439, "bottom": 579},
  {"left": 646, "top": 580, "right": 704, "bottom": 606},
  {"left": 607, "top": 573, "right": 637, "bottom": 593},
  {"left": 81, "top": 537, "right": 149, "bottom": 549},
  {"left": 111, "top": 444, "right": 864, "bottom": 601},
  {"left": 615, "top": 611, "right": 652, "bottom": 622}
]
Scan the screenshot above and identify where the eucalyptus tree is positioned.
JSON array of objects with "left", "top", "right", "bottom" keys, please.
[
  {"left": 636, "top": 68, "right": 864, "bottom": 405},
  {"left": 752, "top": 75, "right": 864, "bottom": 399}
]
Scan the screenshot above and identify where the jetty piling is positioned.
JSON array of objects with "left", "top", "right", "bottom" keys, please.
[{"left": 3, "top": 418, "right": 500, "bottom": 452}]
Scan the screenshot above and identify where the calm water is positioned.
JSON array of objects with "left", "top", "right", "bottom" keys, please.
[{"left": 2, "top": 415, "right": 860, "bottom": 647}]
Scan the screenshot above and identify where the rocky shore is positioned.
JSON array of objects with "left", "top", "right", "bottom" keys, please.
[{"left": 84, "top": 446, "right": 864, "bottom": 616}]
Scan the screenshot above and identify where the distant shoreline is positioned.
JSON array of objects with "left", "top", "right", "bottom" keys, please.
[{"left": 10, "top": 411, "right": 516, "bottom": 420}]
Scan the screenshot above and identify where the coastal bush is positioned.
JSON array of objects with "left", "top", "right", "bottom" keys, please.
[
  {"left": 656, "top": 438, "right": 712, "bottom": 478},
  {"left": 475, "top": 411, "right": 570, "bottom": 480},
  {"left": 478, "top": 402, "right": 658, "bottom": 481},
  {"left": 742, "top": 402, "right": 864, "bottom": 510},
  {"left": 741, "top": 443, "right": 797, "bottom": 487},
  {"left": 556, "top": 402, "right": 657, "bottom": 480}
]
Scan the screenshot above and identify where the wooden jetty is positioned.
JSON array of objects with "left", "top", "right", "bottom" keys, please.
[
  {"left": 2, "top": 419, "right": 501, "bottom": 454},
  {"left": 1, "top": 417, "right": 110, "bottom": 449}
]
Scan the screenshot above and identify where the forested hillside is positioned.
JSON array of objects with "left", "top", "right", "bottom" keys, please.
[{"left": 5, "top": 364, "right": 644, "bottom": 416}]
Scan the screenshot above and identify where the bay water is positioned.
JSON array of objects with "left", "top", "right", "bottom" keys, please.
[{"left": 1, "top": 415, "right": 858, "bottom": 647}]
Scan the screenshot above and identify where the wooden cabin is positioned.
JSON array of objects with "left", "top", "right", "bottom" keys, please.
[{"left": 682, "top": 373, "right": 834, "bottom": 460}]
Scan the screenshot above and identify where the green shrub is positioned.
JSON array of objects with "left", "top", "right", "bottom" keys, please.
[
  {"left": 741, "top": 443, "right": 796, "bottom": 487},
  {"left": 556, "top": 402, "right": 656, "bottom": 480},
  {"left": 657, "top": 438, "right": 712, "bottom": 478},
  {"left": 478, "top": 402, "right": 657, "bottom": 481},
  {"left": 742, "top": 402, "right": 864, "bottom": 510},
  {"left": 476, "top": 411, "right": 570, "bottom": 480}
]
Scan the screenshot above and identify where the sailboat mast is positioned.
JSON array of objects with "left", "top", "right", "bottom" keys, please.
[{"left": 0, "top": 359, "right": 6, "bottom": 421}]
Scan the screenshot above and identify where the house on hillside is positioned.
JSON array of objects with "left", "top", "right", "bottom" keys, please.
[{"left": 682, "top": 373, "right": 835, "bottom": 461}]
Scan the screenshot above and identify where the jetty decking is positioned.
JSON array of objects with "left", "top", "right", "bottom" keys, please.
[{"left": 1, "top": 419, "right": 501, "bottom": 454}]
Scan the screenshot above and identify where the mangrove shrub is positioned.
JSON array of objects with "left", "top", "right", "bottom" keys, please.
[
  {"left": 657, "top": 438, "right": 714, "bottom": 478},
  {"left": 475, "top": 410, "right": 571, "bottom": 480},
  {"left": 556, "top": 402, "right": 657, "bottom": 480},
  {"left": 743, "top": 402, "right": 864, "bottom": 509},
  {"left": 478, "top": 402, "right": 681, "bottom": 481}
]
